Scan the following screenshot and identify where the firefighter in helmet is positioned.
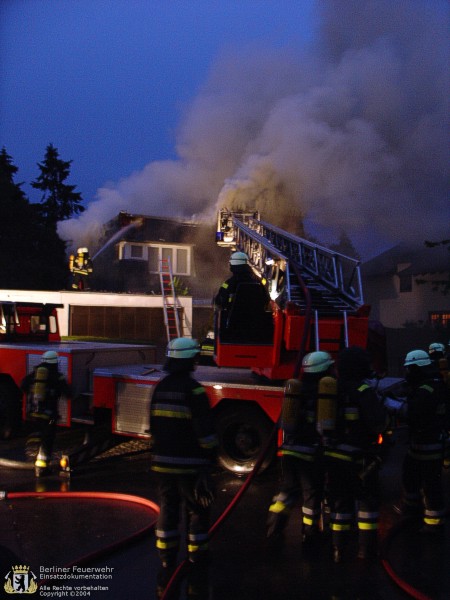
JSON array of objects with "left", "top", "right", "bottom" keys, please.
[
  {"left": 214, "top": 251, "right": 270, "bottom": 340},
  {"left": 393, "top": 349, "right": 447, "bottom": 533},
  {"left": 149, "top": 337, "right": 219, "bottom": 598},
  {"left": 69, "top": 247, "right": 93, "bottom": 290},
  {"left": 214, "top": 251, "right": 264, "bottom": 309},
  {"left": 325, "top": 346, "right": 387, "bottom": 562},
  {"left": 267, "top": 351, "right": 336, "bottom": 548},
  {"left": 20, "top": 351, "right": 71, "bottom": 477},
  {"left": 429, "top": 342, "right": 449, "bottom": 390}
]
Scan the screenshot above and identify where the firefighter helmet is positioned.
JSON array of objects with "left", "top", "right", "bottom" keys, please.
[
  {"left": 404, "top": 349, "right": 431, "bottom": 367},
  {"left": 42, "top": 350, "right": 59, "bottom": 364},
  {"left": 429, "top": 342, "right": 445, "bottom": 356},
  {"left": 166, "top": 337, "right": 200, "bottom": 359},
  {"left": 302, "top": 351, "right": 334, "bottom": 373},
  {"left": 229, "top": 251, "right": 248, "bottom": 266},
  {"left": 77, "top": 247, "right": 89, "bottom": 255}
]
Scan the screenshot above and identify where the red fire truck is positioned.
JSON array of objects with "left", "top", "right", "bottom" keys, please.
[
  {"left": 91, "top": 210, "right": 383, "bottom": 474},
  {"left": 0, "top": 300, "right": 155, "bottom": 440}
]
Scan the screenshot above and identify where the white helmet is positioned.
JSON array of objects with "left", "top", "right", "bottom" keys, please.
[
  {"left": 166, "top": 337, "right": 200, "bottom": 359},
  {"left": 42, "top": 350, "right": 59, "bottom": 364},
  {"left": 428, "top": 342, "right": 445, "bottom": 355},
  {"left": 404, "top": 349, "right": 431, "bottom": 367},
  {"left": 77, "top": 247, "right": 89, "bottom": 254},
  {"left": 229, "top": 251, "right": 248, "bottom": 266},
  {"left": 302, "top": 351, "right": 334, "bottom": 373}
]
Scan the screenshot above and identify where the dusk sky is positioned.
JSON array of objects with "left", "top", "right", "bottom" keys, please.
[{"left": 1, "top": 0, "right": 449, "bottom": 259}]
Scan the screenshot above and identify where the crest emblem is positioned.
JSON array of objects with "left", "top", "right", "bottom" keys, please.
[{"left": 4, "top": 565, "right": 38, "bottom": 594}]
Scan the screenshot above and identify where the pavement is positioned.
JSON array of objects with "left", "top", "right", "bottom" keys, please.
[{"left": 0, "top": 425, "right": 449, "bottom": 600}]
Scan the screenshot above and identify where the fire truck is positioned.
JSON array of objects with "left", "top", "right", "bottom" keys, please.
[
  {"left": 0, "top": 300, "right": 155, "bottom": 440},
  {"left": 91, "top": 210, "right": 383, "bottom": 474}
]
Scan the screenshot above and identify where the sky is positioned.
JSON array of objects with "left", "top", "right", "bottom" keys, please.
[{"left": 1, "top": 0, "right": 449, "bottom": 260}]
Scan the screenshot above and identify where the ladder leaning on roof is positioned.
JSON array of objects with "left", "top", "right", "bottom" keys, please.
[{"left": 159, "top": 257, "right": 181, "bottom": 342}]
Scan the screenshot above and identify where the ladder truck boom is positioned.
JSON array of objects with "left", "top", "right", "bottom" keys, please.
[{"left": 215, "top": 208, "right": 371, "bottom": 380}]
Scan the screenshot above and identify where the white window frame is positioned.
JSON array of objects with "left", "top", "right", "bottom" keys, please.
[{"left": 118, "top": 242, "right": 191, "bottom": 275}]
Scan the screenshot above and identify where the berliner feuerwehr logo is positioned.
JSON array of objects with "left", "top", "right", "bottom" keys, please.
[{"left": 4, "top": 565, "right": 38, "bottom": 594}]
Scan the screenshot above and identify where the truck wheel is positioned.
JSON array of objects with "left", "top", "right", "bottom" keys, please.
[
  {"left": 0, "top": 376, "right": 22, "bottom": 440},
  {"left": 215, "top": 404, "right": 276, "bottom": 475}
]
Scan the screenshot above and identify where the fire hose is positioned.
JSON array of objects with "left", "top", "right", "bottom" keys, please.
[
  {"left": 160, "top": 267, "right": 313, "bottom": 599},
  {"left": 0, "top": 491, "right": 160, "bottom": 584}
]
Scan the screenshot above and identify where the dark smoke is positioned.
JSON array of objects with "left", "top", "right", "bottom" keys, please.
[{"left": 59, "top": 0, "right": 449, "bottom": 259}]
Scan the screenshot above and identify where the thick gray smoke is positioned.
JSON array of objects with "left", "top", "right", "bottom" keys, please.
[{"left": 59, "top": 0, "right": 449, "bottom": 259}]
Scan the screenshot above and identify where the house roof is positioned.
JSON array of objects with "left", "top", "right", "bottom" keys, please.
[
  {"left": 105, "top": 211, "right": 203, "bottom": 245},
  {"left": 362, "top": 241, "right": 450, "bottom": 277}
]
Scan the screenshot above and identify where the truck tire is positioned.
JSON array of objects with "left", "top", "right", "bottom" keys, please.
[
  {"left": 214, "top": 404, "right": 277, "bottom": 475},
  {"left": 0, "top": 375, "right": 22, "bottom": 440}
]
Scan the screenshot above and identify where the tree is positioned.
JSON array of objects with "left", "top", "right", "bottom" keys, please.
[
  {"left": 0, "top": 147, "right": 68, "bottom": 290},
  {"left": 32, "top": 143, "right": 85, "bottom": 225},
  {"left": 330, "top": 230, "right": 361, "bottom": 260}
]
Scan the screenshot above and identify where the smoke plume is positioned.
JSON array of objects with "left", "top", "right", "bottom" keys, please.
[{"left": 59, "top": 0, "right": 449, "bottom": 259}]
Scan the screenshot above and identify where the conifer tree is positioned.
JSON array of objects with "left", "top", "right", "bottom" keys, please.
[
  {"left": 0, "top": 147, "right": 68, "bottom": 290},
  {"left": 32, "top": 143, "right": 85, "bottom": 225}
]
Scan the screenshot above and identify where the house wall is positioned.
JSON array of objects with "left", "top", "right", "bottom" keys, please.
[{"left": 364, "top": 271, "right": 448, "bottom": 327}]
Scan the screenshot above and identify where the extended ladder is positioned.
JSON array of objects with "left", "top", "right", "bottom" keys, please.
[
  {"left": 217, "top": 209, "right": 364, "bottom": 315},
  {"left": 159, "top": 258, "right": 181, "bottom": 342}
]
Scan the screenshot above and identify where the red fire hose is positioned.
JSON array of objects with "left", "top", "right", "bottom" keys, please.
[{"left": 2, "top": 491, "right": 160, "bottom": 581}]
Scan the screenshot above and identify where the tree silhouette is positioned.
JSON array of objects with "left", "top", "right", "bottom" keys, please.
[
  {"left": 0, "top": 147, "right": 68, "bottom": 289},
  {"left": 32, "top": 143, "right": 85, "bottom": 225}
]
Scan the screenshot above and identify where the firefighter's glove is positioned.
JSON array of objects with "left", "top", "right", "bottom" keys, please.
[{"left": 194, "top": 470, "right": 215, "bottom": 509}]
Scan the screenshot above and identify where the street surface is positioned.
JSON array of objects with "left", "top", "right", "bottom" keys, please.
[{"left": 0, "top": 426, "right": 448, "bottom": 600}]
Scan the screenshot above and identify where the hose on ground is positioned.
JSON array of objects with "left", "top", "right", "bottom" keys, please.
[
  {"left": 160, "top": 416, "right": 280, "bottom": 600},
  {"left": 2, "top": 490, "right": 160, "bottom": 582}
]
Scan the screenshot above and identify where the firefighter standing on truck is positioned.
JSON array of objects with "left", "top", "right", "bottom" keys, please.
[
  {"left": 149, "top": 337, "right": 218, "bottom": 599},
  {"left": 20, "top": 351, "right": 71, "bottom": 478},
  {"left": 214, "top": 251, "right": 265, "bottom": 309},
  {"left": 393, "top": 349, "right": 447, "bottom": 533},
  {"left": 325, "top": 346, "right": 387, "bottom": 562},
  {"left": 267, "top": 351, "right": 336, "bottom": 548}
]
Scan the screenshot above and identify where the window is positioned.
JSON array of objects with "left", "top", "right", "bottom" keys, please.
[
  {"left": 130, "top": 245, "right": 144, "bottom": 259},
  {"left": 430, "top": 312, "right": 450, "bottom": 328},
  {"left": 398, "top": 272, "right": 412, "bottom": 293},
  {"left": 120, "top": 242, "right": 191, "bottom": 275},
  {"left": 149, "top": 244, "right": 191, "bottom": 275},
  {"left": 118, "top": 242, "right": 147, "bottom": 261}
]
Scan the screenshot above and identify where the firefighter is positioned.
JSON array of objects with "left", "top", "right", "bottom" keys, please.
[
  {"left": 267, "top": 351, "right": 335, "bottom": 548},
  {"left": 325, "top": 346, "right": 387, "bottom": 562},
  {"left": 393, "top": 349, "right": 447, "bottom": 533},
  {"left": 429, "top": 342, "right": 449, "bottom": 388},
  {"left": 149, "top": 337, "right": 218, "bottom": 598},
  {"left": 214, "top": 251, "right": 267, "bottom": 310},
  {"left": 69, "top": 247, "right": 93, "bottom": 290},
  {"left": 20, "top": 351, "right": 71, "bottom": 477}
]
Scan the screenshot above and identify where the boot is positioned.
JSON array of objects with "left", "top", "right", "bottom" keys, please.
[
  {"left": 266, "top": 511, "right": 288, "bottom": 541},
  {"left": 332, "top": 545, "right": 343, "bottom": 564}
]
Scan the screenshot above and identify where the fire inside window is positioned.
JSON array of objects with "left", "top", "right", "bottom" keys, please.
[{"left": 430, "top": 312, "right": 450, "bottom": 328}]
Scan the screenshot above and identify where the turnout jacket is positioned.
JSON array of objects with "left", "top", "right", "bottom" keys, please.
[
  {"left": 21, "top": 363, "right": 70, "bottom": 418},
  {"left": 280, "top": 378, "right": 321, "bottom": 461},
  {"left": 406, "top": 375, "right": 447, "bottom": 447},
  {"left": 149, "top": 371, "right": 218, "bottom": 474},
  {"left": 327, "top": 380, "right": 386, "bottom": 461}
]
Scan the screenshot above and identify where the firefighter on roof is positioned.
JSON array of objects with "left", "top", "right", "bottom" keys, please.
[
  {"left": 149, "top": 337, "right": 218, "bottom": 598},
  {"left": 267, "top": 351, "right": 336, "bottom": 548},
  {"left": 20, "top": 351, "right": 71, "bottom": 478},
  {"left": 69, "top": 247, "right": 93, "bottom": 290},
  {"left": 393, "top": 349, "right": 447, "bottom": 534},
  {"left": 325, "top": 346, "right": 387, "bottom": 562}
]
